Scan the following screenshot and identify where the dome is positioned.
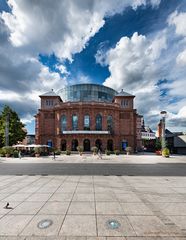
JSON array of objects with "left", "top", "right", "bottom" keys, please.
[{"left": 57, "top": 83, "right": 117, "bottom": 103}]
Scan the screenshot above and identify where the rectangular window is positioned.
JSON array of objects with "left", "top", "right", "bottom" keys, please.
[
  {"left": 84, "top": 115, "right": 90, "bottom": 130},
  {"left": 72, "top": 115, "right": 78, "bottom": 130}
]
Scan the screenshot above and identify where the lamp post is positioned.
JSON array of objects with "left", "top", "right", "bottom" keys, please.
[{"left": 160, "top": 110, "right": 167, "bottom": 150}]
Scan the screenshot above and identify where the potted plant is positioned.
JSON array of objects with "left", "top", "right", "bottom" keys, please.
[
  {"left": 3, "top": 146, "right": 14, "bottom": 157},
  {"left": 0, "top": 148, "right": 5, "bottom": 157},
  {"left": 66, "top": 150, "right": 71, "bottom": 155},
  {"left": 126, "top": 146, "right": 132, "bottom": 155},
  {"left": 91, "top": 146, "right": 98, "bottom": 155},
  {"left": 13, "top": 150, "right": 19, "bottom": 158},
  {"left": 54, "top": 150, "right": 61, "bottom": 155},
  {"left": 34, "top": 147, "right": 42, "bottom": 157},
  {"left": 105, "top": 149, "right": 111, "bottom": 155},
  {"left": 114, "top": 149, "right": 120, "bottom": 155},
  {"left": 77, "top": 146, "right": 83, "bottom": 155},
  {"left": 162, "top": 147, "right": 170, "bottom": 158}
]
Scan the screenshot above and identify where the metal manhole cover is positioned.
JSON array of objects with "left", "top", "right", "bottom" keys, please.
[
  {"left": 37, "top": 219, "right": 53, "bottom": 229},
  {"left": 106, "top": 219, "right": 121, "bottom": 229}
]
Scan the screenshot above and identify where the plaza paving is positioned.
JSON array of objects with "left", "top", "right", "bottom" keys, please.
[
  {"left": 0, "top": 173, "right": 186, "bottom": 239},
  {"left": 1, "top": 152, "right": 186, "bottom": 164}
]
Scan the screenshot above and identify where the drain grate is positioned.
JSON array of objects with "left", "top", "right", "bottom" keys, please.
[
  {"left": 37, "top": 219, "right": 53, "bottom": 229},
  {"left": 106, "top": 219, "right": 121, "bottom": 229}
]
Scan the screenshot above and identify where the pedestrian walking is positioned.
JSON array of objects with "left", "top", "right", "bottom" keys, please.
[
  {"left": 98, "top": 149, "right": 102, "bottom": 159},
  {"left": 18, "top": 151, "right": 21, "bottom": 159},
  {"left": 53, "top": 151, "right": 56, "bottom": 160}
]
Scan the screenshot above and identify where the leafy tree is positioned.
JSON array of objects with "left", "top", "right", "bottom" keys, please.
[
  {"left": 0, "top": 105, "right": 26, "bottom": 147},
  {"left": 155, "top": 138, "right": 161, "bottom": 150}
]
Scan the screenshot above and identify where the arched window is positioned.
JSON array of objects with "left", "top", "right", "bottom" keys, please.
[
  {"left": 84, "top": 115, "right": 90, "bottom": 130},
  {"left": 72, "top": 115, "right": 78, "bottom": 130},
  {"left": 61, "top": 115, "right": 67, "bottom": 131},
  {"left": 107, "top": 115, "right": 113, "bottom": 131},
  {"left": 96, "top": 114, "right": 102, "bottom": 130}
]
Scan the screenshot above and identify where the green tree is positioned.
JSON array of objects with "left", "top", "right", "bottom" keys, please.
[
  {"left": 155, "top": 138, "right": 161, "bottom": 150},
  {"left": 0, "top": 105, "right": 26, "bottom": 147}
]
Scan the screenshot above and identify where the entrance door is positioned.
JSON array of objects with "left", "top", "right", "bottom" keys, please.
[
  {"left": 122, "top": 140, "right": 128, "bottom": 151},
  {"left": 84, "top": 139, "right": 90, "bottom": 151},
  {"left": 71, "top": 139, "right": 78, "bottom": 151},
  {"left": 107, "top": 139, "right": 113, "bottom": 151},
  {"left": 61, "top": 139, "right": 66, "bottom": 151},
  {"left": 95, "top": 139, "right": 102, "bottom": 151}
]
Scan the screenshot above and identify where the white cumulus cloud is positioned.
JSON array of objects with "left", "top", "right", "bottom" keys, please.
[{"left": 1, "top": 0, "right": 161, "bottom": 61}]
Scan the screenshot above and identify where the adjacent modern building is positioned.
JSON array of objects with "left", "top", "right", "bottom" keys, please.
[
  {"left": 35, "top": 83, "right": 142, "bottom": 152},
  {"left": 157, "top": 120, "right": 186, "bottom": 154}
]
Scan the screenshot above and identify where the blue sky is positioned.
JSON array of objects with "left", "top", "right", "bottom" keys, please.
[{"left": 0, "top": 0, "right": 186, "bottom": 133}]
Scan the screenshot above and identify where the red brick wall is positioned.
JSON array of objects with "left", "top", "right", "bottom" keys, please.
[{"left": 35, "top": 96, "right": 141, "bottom": 151}]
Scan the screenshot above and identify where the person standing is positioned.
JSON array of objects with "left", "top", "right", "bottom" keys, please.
[
  {"left": 53, "top": 151, "right": 56, "bottom": 160},
  {"left": 18, "top": 151, "right": 21, "bottom": 159}
]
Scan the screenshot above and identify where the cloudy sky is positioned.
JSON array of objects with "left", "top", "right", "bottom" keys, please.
[{"left": 0, "top": 0, "right": 186, "bottom": 134}]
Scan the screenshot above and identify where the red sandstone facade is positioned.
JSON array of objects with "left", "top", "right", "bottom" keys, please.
[{"left": 35, "top": 87, "right": 142, "bottom": 152}]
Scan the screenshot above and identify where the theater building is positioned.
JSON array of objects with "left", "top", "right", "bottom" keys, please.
[{"left": 35, "top": 83, "right": 142, "bottom": 152}]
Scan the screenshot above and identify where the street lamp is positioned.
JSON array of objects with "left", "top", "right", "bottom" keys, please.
[{"left": 160, "top": 110, "right": 167, "bottom": 150}]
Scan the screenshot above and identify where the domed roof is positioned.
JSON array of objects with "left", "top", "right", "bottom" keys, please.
[{"left": 57, "top": 83, "right": 117, "bottom": 103}]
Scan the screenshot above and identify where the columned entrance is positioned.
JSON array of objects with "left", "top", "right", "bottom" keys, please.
[{"left": 83, "top": 139, "right": 90, "bottom": 151}]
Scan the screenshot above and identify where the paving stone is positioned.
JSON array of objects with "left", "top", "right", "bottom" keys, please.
[
  {"left": 9, "top": 201, "right": 45, "bottom": 215},
  {"left": 106, "top": 237, "right": 126, "bottom": 240},
  {"left": 97, "top": 215, "right": 136, "bottom": 237},
  {"left": 120, "top": 203, "right": 154, "bottom": 215},
  {"left": 0, "top": 193, "right": 10, "bottom": 200},
  {"left": 48, "top": 193, "right": 73, "bottom": 202},
  {"left": 153, "top": 203, "right": 186, "bottom": 215},
  {"left": 59, "top": 215, "right": 97, "bottom": 236},
  {"left": 75, "top": 187, "right": 94, "bottom": 193},
  {"left": 168, "top": 216, "right": 186, "bottom": 229},
  {"left": 20, "top": 215, "right": 64, "bottom": 236},
  {"left": 0, "top": 201, "right": 21, "bottom": 215},
  {"left": 26, "top": 193, "right": 53, "bottom": 202},
  {"left": 95, "top": 194, "right": 117, "bottom": 202},
  {"left": 127, "top": 216, "right": 173, "bottom": 236},
  {"left": 0, "top": 215, "right": 33, "bottom": 235},
  {"left": 36, "top": 187, "right": 58, "bottom": 193},
  {"left": 115, "top": 194, "right": 142, "bottom": 203},
  {"left": 96, "top": 202, "right": 124, "bottom": 215},
  {"left": 39, "top": 201, "right": 70, "bottom": 215},
  {"left": 2, "top": 193, "right": 32, "bottom": 202},
  {"left": 17, "top": 187, "right": 41, "bottom": 193},
  {"left": 141, "top": 193, "right": 186, "bottom": 203},
  {"left": 67, "top": 201, "right": 95, "bottom": 214},
  {"left": 72, "top": 193, "right": 94, "bottom": 201}
]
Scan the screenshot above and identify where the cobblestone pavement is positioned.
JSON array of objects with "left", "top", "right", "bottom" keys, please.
[{"left": 0, "top": 175, "right": 186, "bottom": 239}]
